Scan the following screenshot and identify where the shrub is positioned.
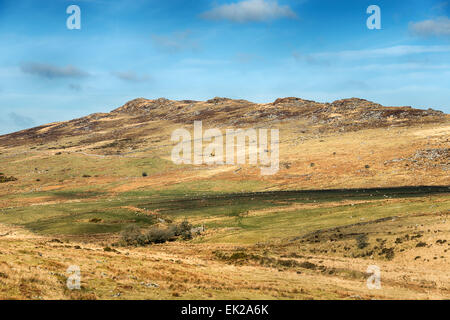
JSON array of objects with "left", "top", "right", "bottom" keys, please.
[
  {"left": 121, "top": 225, "right": 143, "bottom": 246},
  {"left": 416, "top": 242, "right": 427, "bottom": 248},
  {"left": 171, "top": 219, "right": 192, "bottom": 240},
  {"left": 299, "top": 261, "right": 317, "bottom": 270},
  {"left": 142, "top": 172, "right": 148, "bottom": 177},
  {"left": 145, "top": 227, "right": 176, "bottom": 244},
  {"left": 120, "top": 221, "right": 194, "bottom": 246},
  {"left": 356, "top": 234, "right": 369, "bottom": 249},
  {"left": 179, "top": 219, "right": 192, "bottom": 233},
  {"left": 180, "top": 230, "right": 192, "bottom": 240},
  {"left": 0, "top": 173, "right": 17, "bottom": 183},
  {"left": 381, "top": 247, "right": 395, "bottom": 260}
]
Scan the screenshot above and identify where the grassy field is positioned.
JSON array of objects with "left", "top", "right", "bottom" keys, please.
[
  {"left": 0, "top": 183, "right": 448, "bottom": 299},
  {"left": 0, "top": 186, "right": 447, "bottom": 237}
]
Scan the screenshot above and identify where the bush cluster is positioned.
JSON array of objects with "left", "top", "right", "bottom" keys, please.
[
  {"left": 120, "top": 220, "right": 193, "bottom": 246},
  {"left": 0, "top": 173, "right": 17, "bottom": 183},
  {"left": 356, "top": 234, "right": 369, "bottom": 249}
]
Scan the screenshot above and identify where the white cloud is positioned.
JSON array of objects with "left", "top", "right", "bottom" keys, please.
[
  {"left": 21, "top": 62, "right": 89, "bottom": 79},
  {"left": 356, "top": 62, "right": 450, "bottom": 72},
  {"left": 68, "top": 83, "right": 82, "bottom": 91},
  {"left": 409, "top": 16, "right": 450, "bottom": 37},
  {"left": 432, "top": 2, "right": 449, "bottom": 13},
  {"left": 8, "top": 112, "right": 35, "bottom": 127},
  {"left": 202, "top": 0, "right": 296, "bottom": 23},
  {"left": 310, "top": 45, "right": 450, "bottom": 61},
  {"left": 151, "top": 30, "right": 199, "bottom": 53},
  {"left": 112, "top": 71, "right": 150, "bottom": 82},
  {"left": 179, "top": 58, "right": 231, "bottom": 66}
]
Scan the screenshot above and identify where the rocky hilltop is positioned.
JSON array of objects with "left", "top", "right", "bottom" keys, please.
[
  {"left": 0, "top": 96, "right": 448, "bottom": 195},
  {"left": 0, "top": 97, "right": 446, "bottom": 148}
]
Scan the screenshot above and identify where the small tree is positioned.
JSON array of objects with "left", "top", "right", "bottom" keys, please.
[
  {"left": 121, "top": 225, "right": 142, "bottom": 245},
  {"left": 146, "top": 227, "right": 175, "bottom": 244},
  {"left": 178, "top": 220, "right": 192, "bottom": 240}
]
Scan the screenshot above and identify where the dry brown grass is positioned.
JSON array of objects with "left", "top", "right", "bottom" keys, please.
[{"left": 0, "top": 204, "right": 448, "bottom": 300}]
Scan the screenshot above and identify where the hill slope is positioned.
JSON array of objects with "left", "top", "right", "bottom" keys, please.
[
  {"left": 0, "top": 97, "right": 448, "bottom": 192},
  {"left": 0, "top": 97, "right": 448, "bottom": 300}
]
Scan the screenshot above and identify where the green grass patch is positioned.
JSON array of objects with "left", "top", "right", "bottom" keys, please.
[{"left": 0, "top": 187, "right": 447, "bottom": 237}]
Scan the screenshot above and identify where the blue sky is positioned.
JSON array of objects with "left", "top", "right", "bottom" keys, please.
[{"left": 0, "top": 0, "right": 449, "bottom": 134}]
